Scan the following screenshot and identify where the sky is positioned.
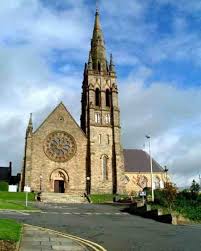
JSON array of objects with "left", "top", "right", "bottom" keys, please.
[{"left": 0, "top": 0, "right": 201, "bottom": 187}]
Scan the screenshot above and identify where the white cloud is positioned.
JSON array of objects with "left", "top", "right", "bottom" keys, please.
[
  {"left": 120, "top": 67, "right": 201, "bottom": 186},
  {"left": 0, "top": 0, "right": 200, "bottom": 188}
]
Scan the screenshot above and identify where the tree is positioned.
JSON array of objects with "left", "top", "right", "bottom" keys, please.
[{"left": 190, "top": 180, "right": 200, "bottom": 199}]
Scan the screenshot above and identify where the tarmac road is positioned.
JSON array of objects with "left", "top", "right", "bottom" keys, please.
[{"left": 0, "top": 203, "right": 201, "bottom": 251}]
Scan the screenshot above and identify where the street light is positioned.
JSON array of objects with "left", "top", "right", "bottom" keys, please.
[{"left": 145, "top": 135, "right": 154, "bottom": 202}]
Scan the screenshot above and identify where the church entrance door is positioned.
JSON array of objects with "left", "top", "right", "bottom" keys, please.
[
  {"left": 54, "top": 180, "right": 65, "bottom": 193},
  {"left": 50, "top": 169, "right": 69, "bottom": 193}
]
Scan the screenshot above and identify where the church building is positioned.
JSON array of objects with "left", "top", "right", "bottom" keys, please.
[
  {"left": 20, "top": 9, "right": 125, "bottom": 196},
  {"left": 20, "top": 9, "right": 168, "bottom": 198}
]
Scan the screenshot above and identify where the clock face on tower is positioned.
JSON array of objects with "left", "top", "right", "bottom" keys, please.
[{"left": 44, "top": 131, "right": 76, "bottom": 162}]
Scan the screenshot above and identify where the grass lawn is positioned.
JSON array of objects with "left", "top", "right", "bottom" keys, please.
[
  {"left": 0, "top": 219, "right": 22, "bottom": 242},
  {"left": 90, "top": 194, "right": 114, "bottom": 203},
  {"left": 0, "top": 192, "right": 36, "bottom": 210},
  {"left": 90, "top": 194, "right": 130, "bottom": 203},
  {"left": 0, "top": 192, "right": 35, "bottom": 201}
]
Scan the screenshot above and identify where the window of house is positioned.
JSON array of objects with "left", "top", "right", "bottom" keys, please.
[
  {"left": 102, "top": 156, "right": 108, "bottom": 181},
  {"left": 95, "top": 88, "right": 100, "bottom": 106}
]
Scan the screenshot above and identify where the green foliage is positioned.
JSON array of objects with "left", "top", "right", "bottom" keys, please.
[
  {"left": 153, "top": 189, "right": 166, "bottom": 206},
  {"left": 190, "top": 180, "right": 200, "bottom": 199},
  {"left": 148, "top": 182, "right": 201, "bottom": 222},
  {"left": 175, "top": 198, "right": 201, "bottom": 221},
  {"left": 0, "top": 182, "right": 8, "bottom": 191},
  {"left": 0, "top": 219, "right": 22, "bottom": 242},
  {"left": 153, "top": 183, "right": 177, "bottom": 209},
  {"left": 172, "top": 186, "right": 201, "bottom": 221}
]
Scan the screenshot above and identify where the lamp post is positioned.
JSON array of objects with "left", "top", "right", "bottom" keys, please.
[{"left": 146, "top": 135, "right": 154, "bottom": 202}]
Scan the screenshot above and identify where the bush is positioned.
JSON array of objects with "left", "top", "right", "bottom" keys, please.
[
  {"left": 175, "top": 188, "right": 201, "bottom": 221},
  {"left": 0, "top": 182, "right": 8, "bottom": 191},
  {"left": 154, "top": 189, "right": 166, "bottom": 206}
]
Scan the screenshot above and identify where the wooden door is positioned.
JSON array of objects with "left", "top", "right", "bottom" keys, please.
[{"left": 54, "top": 180, "right": 60, "bottom": 193}]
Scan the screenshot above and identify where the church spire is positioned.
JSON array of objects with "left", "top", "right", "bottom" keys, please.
[
  {"left": 26, "top": 113, "right": 33, "bottom": 137},
  {"left": 90, "top": 9, "right": 107, "bottom": 72}
]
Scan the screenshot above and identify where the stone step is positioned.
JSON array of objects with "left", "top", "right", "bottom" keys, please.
[{"left": 40, "top": 193, "right": 88, "bottom": 204}]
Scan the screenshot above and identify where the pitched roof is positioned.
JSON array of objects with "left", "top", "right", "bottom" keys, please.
[{"left": 123, "top": 149, "right": 164, "bottom": 173}]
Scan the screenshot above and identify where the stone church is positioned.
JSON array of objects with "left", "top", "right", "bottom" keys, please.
[
  {"left": 20, "top": 9, "right": 125, "bottom": 196},
  {"left": 20, "top": 9, "right": 167, "bottom": 197}
]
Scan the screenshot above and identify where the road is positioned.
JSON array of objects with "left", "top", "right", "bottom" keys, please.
[{"left": 0, "top": 203, "right": 201, "bottom": 251}]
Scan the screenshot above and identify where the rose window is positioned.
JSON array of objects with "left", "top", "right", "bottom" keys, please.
[{"left": 44, "top": 131, "right": 76, "bottom": 162}]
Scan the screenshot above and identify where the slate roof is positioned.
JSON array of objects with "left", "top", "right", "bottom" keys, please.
[{"left": 123, "top": 149, "right": 164, "bottom": 173}]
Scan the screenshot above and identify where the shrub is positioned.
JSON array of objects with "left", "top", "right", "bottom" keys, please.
[
  {"left": 163, "top": 182, "right": 177, "bottom": 209},
  {"left": 0, "top": 182, "right": 8, "bottom": 191},
  {"left": 154, "top": 189, "right": 166, "bottom": 206}
]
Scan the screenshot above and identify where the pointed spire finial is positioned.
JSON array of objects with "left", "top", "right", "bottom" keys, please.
[
  {"left": 28, "top": 113, "right": 33, "bottom": 126},
  {"left": 26, "top": 113, "right": 33, "bottom": 137},
  {"left": 88, "top": 51, "right": 93, "bottom": 70},
  {"left": 110, "top": 53, "right": 115, "bottom": 73}
]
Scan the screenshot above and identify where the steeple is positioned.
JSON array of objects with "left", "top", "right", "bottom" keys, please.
[
  {"left": 81, "top": 6, "right": 125, "bottom": 195},
  {"left": 26, "top": 113, "right": 33, "bottom": 137},
  {"left": 90, "top": 9, "right": 107, "bottom": 72}
]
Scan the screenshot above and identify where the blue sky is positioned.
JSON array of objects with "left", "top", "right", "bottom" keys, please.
[{"left": 0, "top": 0, "right": 201, "bottom": 186}]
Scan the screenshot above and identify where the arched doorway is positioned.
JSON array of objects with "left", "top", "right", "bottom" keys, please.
[{"left": 50, "top": 169, "right": 69, "bottom": 193}]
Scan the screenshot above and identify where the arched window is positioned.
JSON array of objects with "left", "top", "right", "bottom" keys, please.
[
  {"left": 102, "top": 155, "right": 108, "bottom": 181},
  {"left": 154, "top": 176, "right": 160, "bottom": 189},
  {"left": 105, "top": 89, "right": 110, "bottom": 107},
  {"left": 95, "top": 88, "right": 100, "bottom": 106}
]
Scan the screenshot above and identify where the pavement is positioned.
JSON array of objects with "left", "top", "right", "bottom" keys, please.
[
  {"left": 19, "top": 224, "right": 104, "bottom": 251},
  {"left": 1, "top": 203, "right": 201, "bottom": 251}
]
